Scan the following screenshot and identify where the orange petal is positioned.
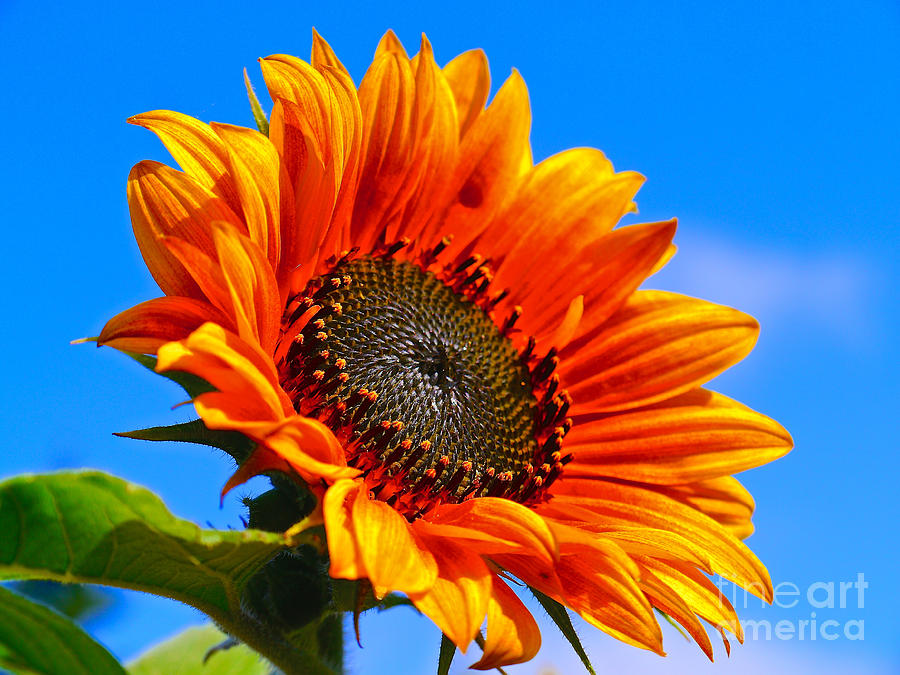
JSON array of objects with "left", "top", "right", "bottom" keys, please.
[
  {"left": 424, "top": 496, "right": 558, "bottom": 564},
  {"left": 442, "top": 49, "right": 490, "bottom": 138},
  {"left": 409, "top": 536, "right": 491, "bottom": 652},
  {"left": 470, "top": 575, "right": 540, "bottom": 670},
  {"left": 262, "top": 56, "right": 361, "bottom": 286},
  {"left": 563, "top": 291, "right": 759, "bottom": 412},
  {"left": 128, "top": 111, "right": 242, "bottom": 214},
  {"left": 555, "top": 550, "right": 663, "bottom": 654},
  {"left": 488, "top": 149, "right": 643, "bottom": 292},
  {"left": 564, "top": 388, "right": 793, "bottom": 484},
  {"left": 550, "top": 480, "right": 773, "bottom": 602},
  {"left": 638, "top": 565, "right": 715, "bottom": 660},
  {"left": 156, "top": 322, "right": 287, "bottom": 419},
  {"left": 311, "top": 28, "right": 350, "bottom": 77},
  {"left": 656, "top": 476, "right": 757, "bottom": 540},
  {"left": 374, "top": 29, "right": 409, "bottom": 59},
  {"left": 163, "top": 223, "right": 280, "bottom": 354},
  {"left": 98, "top": 296, "right": 232, "bottom": 354},
  {"left": 546, "top": 295, "right": 584, "bottom": 351},
  {"left": 389, "top": 36, "right": 460, "bottom": 246},
  {"left": 211, "top": 122, "right": 282, "bottom": 271},
  {"left": 210, "top": 222, "right": 281, "bottom": 353},
  {"left": 268, "top": 98, "right": 338, "bottom": 289},
  {"left": 351, "top": 489, "right": 438, "bottom": 598},
  {"left": 635, "top": 555, "right": 744, "bottom": 642},
  {"left": 323, "top": 479, "right": 367, "bottom": 579},
  {"left": 438, "top": 71, "right": 532, "bottom": 259},
  {"left": 528, "top": 219, "right": 676, "bottom": 339},
  {"left": 351, "top": 50, "right": 417, "bottom": 250},
  {"left": 127, "top": 160, "right": 245, "bottom": 299}
]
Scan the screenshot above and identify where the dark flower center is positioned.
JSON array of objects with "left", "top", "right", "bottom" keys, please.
[{"left": 277, "top": 252, "right": 571, "bottom": 518}]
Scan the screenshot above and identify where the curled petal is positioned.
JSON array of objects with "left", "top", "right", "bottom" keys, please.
[
  {"left": 128, "top": 111, "right": 241, "bottom": 214},
  {"left": 425, "top": 497, "right": 558, "bottom": 564},
  {"left": 470, "top": 575, "right": 540, "bottom": 670},
  {"left": 127, "top": 161, "right": 245, "bottom": 299},
  {"left": 351, "top": 488, "right": 438, "bottom": 598},
  {"left": 409, "top": 537, "right": 491, "bottom": 652}
]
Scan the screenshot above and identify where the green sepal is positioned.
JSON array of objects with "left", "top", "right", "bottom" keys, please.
[
  {"left": 437, "top": 633, "right": 455, "bottom": 675},
  {"left": 127, "top": 624, "right": 268, "bottom": 675},
  {"left": 123, "top": 351, "right": 215, "bottom": 399},
  {"left": 244, "top": 68, "right": 270, "bottom": 136},
  {"left": 116, "top": 419, "right": 255, "bottom": 464},
  {"left": 656, "top": 608, "right": 691, "bottom": 641},
  {"left": 529, "top": 586, "right": 596, "bottom": 675},
  {"left": 0, "top": 584, "right": 126, "bottom": 675}
]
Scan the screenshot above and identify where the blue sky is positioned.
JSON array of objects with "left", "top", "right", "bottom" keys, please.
[{"left": 1, "top": 1, "right": 898, "bottom": 673}]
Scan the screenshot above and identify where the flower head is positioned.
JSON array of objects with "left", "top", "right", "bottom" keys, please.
[{"left": 100, "top": 30, "right": 792, "bottom": 668}]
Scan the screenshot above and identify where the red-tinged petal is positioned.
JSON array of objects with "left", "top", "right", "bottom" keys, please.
[
  {"left": 488, "top": 149, "right": 643, "bottom": 294},
  {"left": 324, "top": 479, "right": 367, "bottom": 580},
  {"left": 259, "top": 418, "right": 358, "bottom": 484},
  {"left": 509, "top": 220, "right": 676, "bottom": 346},
  {"left": 128, "top": 111, "right": 241, "bottom": 214},
  {"left": 211, "top": 122, "right": 282, "bottom": 270},
  {"left": 222, "top": 445, "right": 293, "bottom": 501},
  {"left": 545, "top": 295, "right": 583, "bottom": 350},
  {"left": 562, "top": 291, "right": 759, "bottom": 413},
  {"left": 550, "top": 480, "right": 773, "bottom": 602},
  {"left": 351, "top": 51, "right": 417, "bottom": 251},
  {"left": 210, "top": 222, "right": 281, "bottom": 353},
  {"left": 389, "top": 36, "right": 460, "bottom": 246},
  {"left": 128, "top": 161, "right": 245, "bottom": 299},
  {"left": 425, "top": 497, "right": 558, "bottom": 564},
  {"left": 470, "top": 576, "right": 540, "bottom": 670},
  {"left": 443, "top": 49, "right": 490, "bottom": 138},
  {"left": 564, "top": 389, "right": 793, "bottom": 484},
  {"left": 409, "top": 537, "right": 491, "bottom": 652},
  {"left": 268, "top": 99, "right": 338, "bottom": 290},
  {"left": 438, "top": 71, "right": 532, "bottom": 259},
  {"left": 98, "top": 296, "right": 232, "bottom": 354},
  {"left": 351, "top": 490, "right": 438, "bottom": 598},
  {"left": 527, "top": 220, "right": 676, "bottom": 339},
  {"left": 162, "top": 225, "right": 281, "bottom": 354}
]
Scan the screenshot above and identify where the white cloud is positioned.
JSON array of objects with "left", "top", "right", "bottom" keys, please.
[{"left": 647, "top": 231, "right": 877, "bottom": 344}]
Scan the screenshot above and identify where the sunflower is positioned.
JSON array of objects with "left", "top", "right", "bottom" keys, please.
[{"left": 98, "top": 30, "right": 792, "bottom": 669}]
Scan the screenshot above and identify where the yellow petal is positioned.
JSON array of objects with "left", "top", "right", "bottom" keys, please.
[
  {"left": 470, "top": 575, "right": 540, "bottom": 670},
  {"left": 409, "top": 537, "right": 491, "bottom": 652}
]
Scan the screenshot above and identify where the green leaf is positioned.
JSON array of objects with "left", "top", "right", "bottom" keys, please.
[
  {"left": 124, "top": 352, "right": 215, "bottom": 399},
  {"left": 0, "top": 471, "right": 290, "bottom": 620},
  {"left": 436, "top": 634, "right": 455, "bottom": 675},
  {"left": 529, "top": 586, "right": 596, "bottom": 675},
  {"left": 244, "top": 68, "right": 270, "bottom": 136},
  {"left": 0, "top": 584, "right": 126, "bottom": 675},
  {"left": 127, "top": 624, "right": 268, "bottom": 675},
  {"left": 115, "top": 419, "right": 255, "bottom": 464},
  {"left": 0, "top": 471, "right": 334, "bottom": 675}
]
